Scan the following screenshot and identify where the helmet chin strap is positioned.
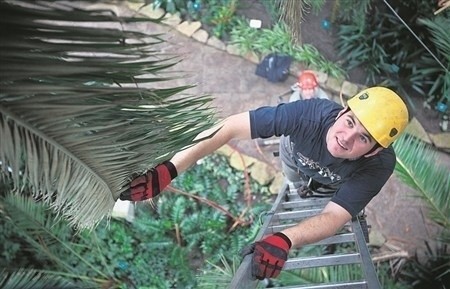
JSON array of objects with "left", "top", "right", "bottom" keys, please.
[{"left": 335, "top": 106, "right": 350, "bottom": 120}]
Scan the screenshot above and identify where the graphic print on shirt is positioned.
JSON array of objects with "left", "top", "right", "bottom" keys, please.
[{"left": 295, "top": 151, "right": 342, "bottom": 183}]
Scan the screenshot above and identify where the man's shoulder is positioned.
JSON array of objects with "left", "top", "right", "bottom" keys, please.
[
  {"left": 289, "top": 98, "right": 343, "bottom": 119},
  {"left": 304, "top": 98, "right": 342, "bottom": 108},
  {"left": 363, "top": 146, "right": 396, "bottom": 170}
]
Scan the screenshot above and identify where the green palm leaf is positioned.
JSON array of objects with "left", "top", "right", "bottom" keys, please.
[
  {"left": 0, "top": 1, "right": 216, "bottom": 228},
  {"left": 418, "top": 16, "right": 450, "bottom": 101},
  {"left": 393, "top": 134, "right": 450, "bottom": 234},
  {"left": 1, "top": 193, "right": 112, "bottom": 285},
  {"left": 0, "top": 269, "right": 78, "bottom": 289}
]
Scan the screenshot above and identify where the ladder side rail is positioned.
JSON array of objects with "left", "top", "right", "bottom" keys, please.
[
  {"left": 228, "top": 183, "right": 290, "bottom": 289},
  {"left": 351, "top": 216, "right": 382, "bottom": 289}
]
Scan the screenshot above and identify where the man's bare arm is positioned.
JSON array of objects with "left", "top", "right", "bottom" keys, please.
[
  {"left": 171, "top": 112, "right": 251, "bottom": 173},
  {"left": 281, "top": 201, "right": 352, "bottom": 248}
]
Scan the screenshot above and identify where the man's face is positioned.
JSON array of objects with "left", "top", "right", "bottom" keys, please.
[
  {"left": 326, "top": 109, "right": 378, "bottom": 159},
  {"left": 301, "top": 87, "right": 316, "bottom": 99}
]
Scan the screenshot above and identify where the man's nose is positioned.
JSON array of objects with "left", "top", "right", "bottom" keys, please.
[{"left": 342, "top": 131, "right": 358, "bottom": 144}]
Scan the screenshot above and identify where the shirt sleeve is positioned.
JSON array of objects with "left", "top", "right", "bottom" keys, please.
[
  {"left": 331, "top": 149, "right": 396, "bottom": 216},
  {"left": 249, "top": 99, "right": 341, "bottom": 139}
]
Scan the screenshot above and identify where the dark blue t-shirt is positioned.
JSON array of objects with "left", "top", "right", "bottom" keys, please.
[{"left": 249, "top": 98, "right": 396, "bottom": 216}]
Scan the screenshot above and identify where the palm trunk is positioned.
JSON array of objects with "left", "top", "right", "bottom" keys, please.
[{"left": 278, "top": 0, "right": 303, "bottom": 45}]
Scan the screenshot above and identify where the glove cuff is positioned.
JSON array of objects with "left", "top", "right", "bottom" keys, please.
[
  {"left": 274, "top": 232, "right": 292, "bottom": 249},
  {"left": 162, "top": 161, "right": 178, "bottom": 179}
]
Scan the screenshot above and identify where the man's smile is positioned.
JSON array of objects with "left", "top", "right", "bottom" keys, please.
[{"left": 336, "top": 137, "right": 348, "bottom": 150}]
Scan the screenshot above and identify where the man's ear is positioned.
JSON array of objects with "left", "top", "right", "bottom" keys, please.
[
  {"left": 336, "top": 106, "right": 349, "bottom": 119},
  {"left": 364, "top": 146, "right": 383, "bottom": 158}
]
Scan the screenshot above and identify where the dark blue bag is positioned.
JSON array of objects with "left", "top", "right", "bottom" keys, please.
[{"left": 255, "top": 53, "right": 292, "bottom": 83}]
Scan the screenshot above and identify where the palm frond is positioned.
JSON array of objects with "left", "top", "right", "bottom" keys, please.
[
  {"left": 417, "top": 16, "right": 450, "bottom": 103},
  {"left": 0, "top": 269, "right": 79, "bottom": 289},
  {"left": 418, "top": 17, "right": 450, "bottom": 61},
  {"left": 196, "top": 254, "right": 239, "bottom": 288},
  {"left": 1, "top": 193, "right": 114, "bottom": 285},
  {"left": 0, "top": 1, "right": 216, "bottom": 228},
  {"left": 393, "top": 134, "right": 450, "bottom": 231}
]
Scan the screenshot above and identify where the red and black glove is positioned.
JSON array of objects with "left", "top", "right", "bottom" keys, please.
[
  {"left": 241, "top": 232, "right": 292, "bottom": 280},
  {"left": 119, "top": 161, "right": 177, "bottom": 201}
]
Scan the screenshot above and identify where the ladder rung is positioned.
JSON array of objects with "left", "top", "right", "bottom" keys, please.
[
  {"left": 282, "top": 199, "right": 329, "bottom": 209},
  {"left": 228, "top": 181, "right": 381, "bottom": 289},
  {"left": 274, "top": 209, "right": 322, "bottom": 220},
  {"left": 310, "top": 233, "right": 356, "bottom": 246},
  {"left": 284, "top": 253, "right": 361, "bottom": 270},
  {"left": 269, "top": 280, "right": 368, "bottom": 289},
  {"left": 286, "top": 192, "right": 332, "bottom": 200},
  {"left": 265, "top": 227, "right": 356, "bottom": 245}
]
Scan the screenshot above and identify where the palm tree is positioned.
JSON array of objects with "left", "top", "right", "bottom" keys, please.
[
  {"left": 393, "top": 134, "right": 450, "bottom": 242},
  {"left": 393, "top": 134, "right": 450, "bottom": 287},
  {"left": 0, "top": 0, "right": 216, "bottom": 229},
  {"left": 277, "top": 0, "right": 304, "bottom": 45},
  {"left": 276, "top": 0, "right": 327, "bottom": 46}
]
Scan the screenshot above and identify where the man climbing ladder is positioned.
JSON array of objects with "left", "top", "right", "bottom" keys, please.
[{"left": 120, "top": 86, "right": 409, "bottom": 281}]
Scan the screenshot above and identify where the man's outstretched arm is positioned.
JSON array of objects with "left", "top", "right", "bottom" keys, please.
[
  {"left": 120, "top": 112, "right": 251, "bottom": 201},
  {"left": 171, "top": 111, "right": 251, "bottom": 173}
]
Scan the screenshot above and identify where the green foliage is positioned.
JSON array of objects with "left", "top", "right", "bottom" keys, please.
[
  {"left": 336, "top": 6, "right": 404, "bottom": 85},
  {"left": 169, "top": 153, "right": 271, "bottom": 262},
  {"left": 201, "top": 0, "right": 240, "bottom": 39},
  {"left": 393, "top": 135, "right": 450, "bottom": 235},
  {"left": 393, "top": 134, "right": 450, "bottom": 287},
  {"left": 152, "top": 0, "right": 242, "bottom": 39},
  {"left": 0, "top": 193, "right": 111, "bottom": 288},
  {"left": 303, "top": 0, "right": 326, "bottom": 16},
  {"left": 400, "top": 242, "right": 450, "bottom": 289},
  {"left": 332, "top": 0, "right": 371, "bottom": 27},
  {"left": 410, "top": 17, "right": 450, "bottom": 107},
  {"left": 1, "top": 153, "right": 272, "bottom": 288},
  {"left": 376, "top": 263, "right": 411, "bottom": 289},
  {"left": 0, "top": 269, "right": 77, "bottom": 289},
  {"left": 336, "top": 0, "right": 449, "bottom": 106},
  {"left": 196, "top": 254, "right": 240, "bottom": 288},
  {"left": 230, "top": 19, "right": 345, "bottom": 78},
  {"left": 0, "top": 0, "right": 216, "bottom": 229},
  {"left": 0, "top": 210, "right": 25, "bottom": 268}
]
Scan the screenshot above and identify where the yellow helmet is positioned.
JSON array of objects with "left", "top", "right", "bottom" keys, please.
[{"left": 347, "top": 86, "right": 409, "bottom": 148}]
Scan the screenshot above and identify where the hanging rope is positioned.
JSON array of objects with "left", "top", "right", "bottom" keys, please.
[{"left": 383, "top": 0, "right": 449, "bottom": 73}]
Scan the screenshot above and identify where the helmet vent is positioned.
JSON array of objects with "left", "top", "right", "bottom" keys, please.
[
  {"left": 389, "top": 128, "right": 398, "bottom": 137},
  {"left": 358, "top": 93, "right": 369, "bottom": 100}
]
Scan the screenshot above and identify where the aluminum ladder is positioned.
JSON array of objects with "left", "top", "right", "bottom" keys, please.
[{"left": 228, "top": 182, "right": 382, "bottom": 289}]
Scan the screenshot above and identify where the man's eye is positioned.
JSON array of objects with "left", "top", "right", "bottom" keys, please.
[
  {"left": 360, "top": 136, "right": 368, "bottom": 143},
  {"left": 346, "top": 119, "right": 353, "bottom": 127}
]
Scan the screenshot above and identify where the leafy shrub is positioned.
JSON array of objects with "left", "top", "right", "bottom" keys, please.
[
  {"left": 399, "top": 242, "right": 449, "bottom": 289},
  {"left": 230, "top": 19, "right": 345, "bottom": 78},
  {"left": 151, "top": 0, "right": 242, "bottom": 39},
  {"left": 201, "top": 0, "right": 240, "bottom": 39},
  {"left": 335, "top": 0, "right": 449, "bottom": 107},
  {"left": 0, "top": 153, "right": 272, "bottom": 288}
]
